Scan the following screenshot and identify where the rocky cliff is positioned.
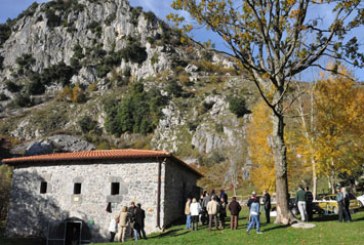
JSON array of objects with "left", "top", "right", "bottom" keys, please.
[{"left": 0, "top": 0, "right": 258, "bottom": 165}]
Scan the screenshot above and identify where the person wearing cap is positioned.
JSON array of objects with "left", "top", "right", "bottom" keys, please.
[
  {"left": 247, "top": 197, "right": 263, "bottom": 234},
  {"left": 247, "top": 191, "right": 257, "bottom": 209}
]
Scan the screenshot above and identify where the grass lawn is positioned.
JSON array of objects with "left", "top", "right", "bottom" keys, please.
[
  {"left": 2, "top": 210, "right": 364, "bottom": 245},
  {"left": 96, "top": 211, "right": 364, "bottom": 245}
]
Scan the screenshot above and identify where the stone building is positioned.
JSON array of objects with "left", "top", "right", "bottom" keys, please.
[{"left": 3, "top": 149, "right": 202, "bottom": 243}]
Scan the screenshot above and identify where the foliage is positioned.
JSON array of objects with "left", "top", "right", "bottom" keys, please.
[
  {"left": 104, "top": 12, "right": 116, "bottom": 25},
  {"left": 13, "top": 93, "right": 32, "bottom": 107},
  {"left": 5, "top": 80, "right": 22, "bottom": 93},
  {"left": 166, "top": 80, "right": 183, "bottom": 98},
  {"left": 314, "top": 69, "right": 364, "bottom": 190},
  {"left": 104, "top": 83, "right": 168, "bottom": 135},
  {"left": 228, "top": 95, "right": 251, "bottom": 118},
  {"left": 247, "top": 100, "right": 275, "bottom": 191},
  {"left": 0, "top": 23, "right": 11, "bottom": 46},
  {"left": 0, "top": 55, "right": 3, "bottom": 70},
  {"left": 119, "top": 42, "right": 147, "bottom": 65},
  {"left": 45, "top": 8, "right": 62, "bottom": 28},
  {"left": 39, "top": 62, "right": 77, "bottom": 86},
  {"left": 26, "top": 79, "right": 46, "bottom": 95},
  {"left": 16, "top": 54, "right": 35, "bottom": 73},
  {"left": 87, "top": 21, "right": 102, "bottom": 37},
  {"left": 0, "top": 164, "right": 12, "bottom": 234},
  {"left": 0, "top": 93, "right": 9, "bottom": 101},
  {"left": 143, "top": 11, "right": 157, "bottom": 23},
  {"left": 78, "top": 115, "right": 99, "bottom": 134},
  {"left": 130, "top": 6, "right": 143, "bottom": 25},
  {"left": 58, "top": 84, "right": 87, "bottom": 103}
]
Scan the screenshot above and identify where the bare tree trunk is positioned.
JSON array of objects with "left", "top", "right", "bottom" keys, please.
[
  {"left": 297, "top": 83, "right": 318, "bottom": 199},
  {"left": 330, "top": 159, "right": 336, "bottom": 194},
  {"left": 312, "top": 158, "right": 317, "bottom": 199},
  {"left": 272, "top": 109, "right": 295, "bottom": 224}
]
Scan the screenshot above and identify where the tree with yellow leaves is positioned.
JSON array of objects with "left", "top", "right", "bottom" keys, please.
[
  {"left": 314, "top": 70, "right": 364, "bottom": 193},
  {"left": 171, "top": 0, "right": 364, "bottom": 224},
  {"left": 248, "top": 98, "right": 311, "bottom": 193}
]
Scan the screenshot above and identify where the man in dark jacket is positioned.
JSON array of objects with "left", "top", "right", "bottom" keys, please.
[
  {"left": 136, "top": 203, "right": 147, "bottom": 239},
  {"left": 247, "top": 191, "right": 258, "bottom": 208},
  {"left": 220, "top": 189, "right": 228, "bottom": 204},
  {"left": 305, "top": 187, "right": 314, "bottom": 221},
  {"left": 128, "top": 202, "right": 139, "bottom": 239},
  {"left": 228, "top": 196, "right": 241, "bottom": 230},
  {"left": 262, "top": 190, "right": 271, "bottom": 224}
]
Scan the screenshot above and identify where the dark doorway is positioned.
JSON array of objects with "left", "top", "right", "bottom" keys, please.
[{"left": 65, "top": 222, "right": 81, "bottom": 245}]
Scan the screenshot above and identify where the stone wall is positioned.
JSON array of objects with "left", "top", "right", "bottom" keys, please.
[
  {"left": 163, "top": 159, "right": 200, "bottom": 227},
  {"left": 6, "top": 159, "right": 160, "bottom": 242}
]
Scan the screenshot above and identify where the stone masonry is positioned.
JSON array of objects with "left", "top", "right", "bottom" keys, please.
[{"left": 4, "top": 152, "right": 202, "bottom": 243}]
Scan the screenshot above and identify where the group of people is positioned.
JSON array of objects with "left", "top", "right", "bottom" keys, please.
[
  {"left": 107, "top": 202, "right": 147, "bottom": 243},
  {"left": 296, "top": 185, "right": 353, "bottom": 223},
  {"left": 184, "top": 189, "right": 272, "bottom": 234},
  {"left": 336, "top": 187, "right": 352, "bottom": 222}
]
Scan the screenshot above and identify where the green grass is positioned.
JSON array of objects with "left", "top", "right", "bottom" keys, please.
[
  {"left": 2, "top": 210, "right": 364, "bottom": 245},
  {"left": 96, "top": 210, "right": 364, "bottom": 245}
]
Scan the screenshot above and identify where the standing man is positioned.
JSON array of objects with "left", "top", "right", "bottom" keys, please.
[
  {"left": 262, "top": 190, "right": 271, "bottom": 224},
  {"left": 201, "top": 191, "right": 210, "bottom": 225},
  {"left": 305, "top": 187, "right": 314, "bottom": 221},
  {"left": 136, "top": 203, "right": 147, "bottom": 239},
  {"left": 296, "top": 186, "right": 307, "bottom": 222},
  {"left": 207, "top": 196, "right": 219, "bottom": 230},
  {"left": 228, "top": 196, "right": 241, "bottom": 230},
  {"left": 220, "top": 189, "right": 228, "bottom": 204},
  {"left": 127, "top": 202, "right": 137, "bottom": 240}
]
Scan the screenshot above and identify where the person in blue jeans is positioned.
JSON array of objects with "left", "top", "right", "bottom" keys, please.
[
  {"left": 185, "top": 198, "right": 192, "bottom": 229},
  {"left": 247, "top": 194, "right": 263, "bottom": 234}
]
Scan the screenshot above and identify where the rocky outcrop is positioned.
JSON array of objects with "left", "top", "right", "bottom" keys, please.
[
  {"left": 11, "top": 134, "right": 95, "bottom": 155},
  {"left": 0, "top": 0, "right": 257, "bottom": 164}
]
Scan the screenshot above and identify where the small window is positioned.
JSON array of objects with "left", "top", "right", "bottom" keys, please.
[
  {"left": 74, "top": 183, "right": 82, "bottom": 195},
  {"left": 111, "top": 182, "right": 120, "bottom": 195},
  {"left": 40, "top": 182, "right": 47, "bottom": 194}
]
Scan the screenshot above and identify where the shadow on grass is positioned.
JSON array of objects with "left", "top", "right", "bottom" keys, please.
[
  {"left": 147, "top": 228, "right": 189, "bottom": 240},
  {"left": 0, "top": 238, "right": 46, "bottom": 245},
  {"left": 261, "top": 225, "right": 289, "bottom": 232},
  {"left": 313, "top": 214, "right": 339, "bottom": 222}
]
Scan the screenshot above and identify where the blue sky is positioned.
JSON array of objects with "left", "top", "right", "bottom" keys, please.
[{"left": 0, "top": 0, "right": 363, "bottom": 81}]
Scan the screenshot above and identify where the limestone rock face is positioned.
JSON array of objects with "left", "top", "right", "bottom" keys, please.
[
  {"left": 0, "top": 0, "right": 171, "bottom": 87},
  {"left": 0, "top": 0, "right": 257, "bottom": 165},
  {"left": 11, "top": 134, "right": 95, "bottom": 155}
]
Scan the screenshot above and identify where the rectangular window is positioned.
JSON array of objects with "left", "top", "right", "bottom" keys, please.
[
  {"left": 111, "top": 182, "right": 120, "bottom": 195},
  {"left": 40, "top": 182, "right": 47, "bottom": 194},
  {"left": 74, "top": 183, "right": 82, "bottom": 195}
]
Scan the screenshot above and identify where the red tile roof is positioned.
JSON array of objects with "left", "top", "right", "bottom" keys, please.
[{"left": 2, "top": 149, "right": 203, "bottom": 177}]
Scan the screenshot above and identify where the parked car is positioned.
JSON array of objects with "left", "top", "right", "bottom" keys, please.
[
  {"left": 314, "top": 193, "right": 361, "bottom": 214},
  {"left": 356, "top": 194, "right": 364, "bottom": 207},
  {"left": 269, "top": 198, "right": 299, "bottom": 217}
]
